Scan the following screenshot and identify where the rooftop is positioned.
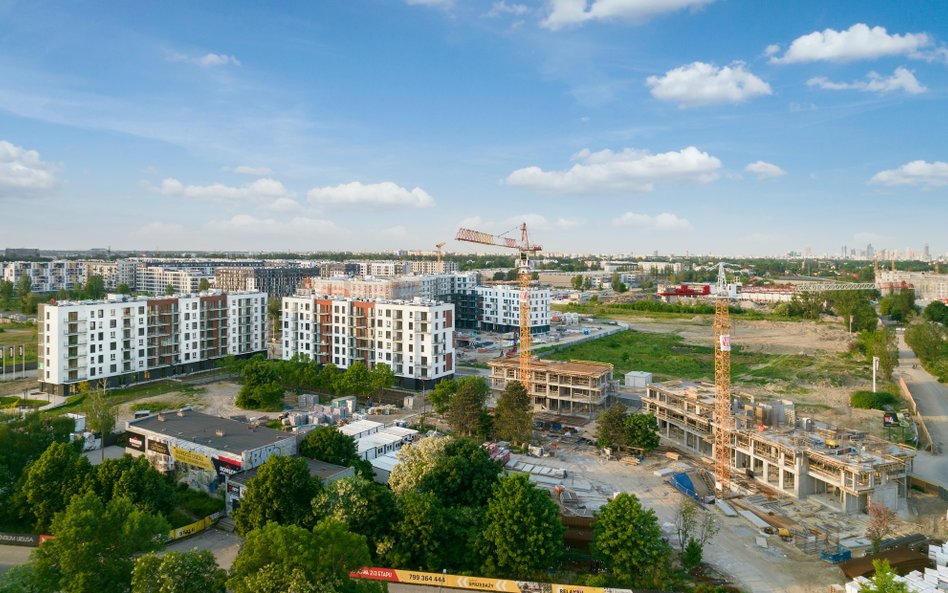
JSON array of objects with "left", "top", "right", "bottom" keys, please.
[
  {"left": 229, "top": 457, "right": 351, "bottom": 486},
  {"left": 339, "top": 420, "right": 383, "bottom": 437},
  {"left": 128, "top": 410, "right": 292, "bottom": 454},
  {"left": 489, "top": 357, "right": 613, "bottom": 376}
]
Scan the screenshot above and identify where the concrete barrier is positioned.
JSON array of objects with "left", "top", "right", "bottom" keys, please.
[{"left": 900, "top": 378, "right": 936, "bottom": 454}]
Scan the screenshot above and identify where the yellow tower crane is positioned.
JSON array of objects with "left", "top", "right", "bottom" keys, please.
[
  {"left": 455, "top": 223, "right": 541, "bottom": 394},
  {"left": 435, "top": 242, "right": 447, "bottom": 273}
]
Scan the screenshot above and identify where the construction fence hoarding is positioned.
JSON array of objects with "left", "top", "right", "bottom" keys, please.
[{"left": 349, "top": 568, "right": 642, "bottom": 593}]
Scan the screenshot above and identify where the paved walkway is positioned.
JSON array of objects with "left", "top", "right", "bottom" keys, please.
[{"left": 897, "top": 333, "right": 948, "bottom": 486}]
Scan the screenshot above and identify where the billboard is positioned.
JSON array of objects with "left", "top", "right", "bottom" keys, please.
[
  {"left": 719, "top": 335, "right": 731, "bottom": 352},
  {"left": 883, "top": 412, "right": 911, "bottom": 428},
  {"left": 170, "top": 446, "right": 215, "bottom": 471},
  {"left": 147, "top": 439, "right": 170, "bottom": 455}
]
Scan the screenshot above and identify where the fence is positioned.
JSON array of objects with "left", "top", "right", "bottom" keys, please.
[{"left": 899, "top": 378, "right": 936, "bottom": 454}]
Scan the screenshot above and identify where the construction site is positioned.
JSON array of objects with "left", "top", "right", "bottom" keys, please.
[{"left": 642, "top": 380, "right": 915, "bottom": 513}]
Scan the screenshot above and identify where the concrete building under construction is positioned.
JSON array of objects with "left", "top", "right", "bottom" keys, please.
[
  {"left": 488, "top": 357, "right": 616, "bottom": 418},
  {"left": 643, "top": 381, "right": 915, "bottom": 513}
]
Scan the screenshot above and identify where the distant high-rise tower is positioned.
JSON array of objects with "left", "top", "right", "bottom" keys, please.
[
  {"left": 866, "top": 243, "right": 875, "bottom": 258},
  {"left": 923, "top": 243, "right": 931, "bottom": 261},
  {"left": 842, "top": 245, "right": 848, "bottom": 259}
]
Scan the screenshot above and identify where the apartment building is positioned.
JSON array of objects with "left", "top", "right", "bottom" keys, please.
[
  {"left": 409, "top": 260, "right": 459, "bottom": 275},
  {"left": 2, "top": 260, "right": 84, "bottom": 292},
  {"left": 353, "top": 261, "right": 412, "bottom": 277},
  {"left": 876, "top": 270, "right": 948, "bottom": 301},
  {"left": 302, "top": 276, "right": 420, "bottom": 300},
  {"left": 38, "top": 291, "right": 267, "bottom": 396},
  {"left": 81, "top": 261, "right": 119, "bottom": 288},
  {"left": 282, "top": 295, "right": 455, "bottom": 389},
  {"left": 643, "top": 381, "right": 915, "bottom": 513},
  {"left": 488, "top": 357, "right": 615, "bottom": 418},
  {"left": 476, "top": 285, "right": 551, "bottom": 334},
  {"left": 135, "top": 266, "right": 215, "bottom": 295},
  {"left": 215, "top": 266, "right": 319, "bottom": 297}
]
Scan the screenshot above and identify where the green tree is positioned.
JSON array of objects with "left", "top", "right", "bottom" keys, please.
[
  {"left": 236, "top": 357, "right": 285, "bottom": 411},
  {"left": 228, "top": 565, "right": 320, "bottom": 593},
  {"left": 299, "top": 426, "right": 372, "bottom": 479},
  {"left": 388, "top": 436, "right": 449, "bottom": 495},
  {"left": 571, "top": 275, "right": 583, "bottom": 290},
  {"left": 624, "top": 413, "right": 660, "bottom": 452},
  {"left": 417, "top": 438, "right": 501, "bottom": 508},
  {"left": 115, "top": 283, "right": 132, "bottom": 295},
  {"left": 83, "top": 275, "right": 106, "bottom": 300},
  {"left": 368, "top": 363, "right": 396, "bottom": 398},
  {"left": 313, "top": 475, "right": 398, "bottom": 558},
  {"left": 94, "top": 455, "right": 176, "bottom": 517},
  {"left": 318, "top": 363, "right": 343, "bottom": 395},
  {"left": 480, "top": 473, "right": 565, "bottom": 579},
  {"left": 827, "top": 290, "right": 869, "bottom": 333},
  {"left": 164, "top": 284, "right": 176, "bottom": 296},
  {"left": 445, "top": 376, "right": 489, "bottom": 437},
  {"left": 596, "top": 403, "right": 628, "bottom": 449},
  {"left": 582, "top": 276, "right": 592, "bottom": 291},
  {"left": 879, "top": 290, "right": 916, "bottom": 323},
  {"left": 611, "top": 271, "right": 627, "bottom": 293},
  {"left": 681, "top": 539, "right": 703, "bottom": 571},
  {"left": 0, "top": 564, "right": 43, "bottom": 592},
  {"left": 228, "top": 519, "right": 370, "bottom": 593},
  {"left": 493, "top": 380, "right": 532, "bottom": 446},
  {"left": 18, "top": 441, "right": 93, "bottom": 532},
  {"left": 505, "top": 269, "right": 518, "bottom": 281},
  {"left": 16, "top": 275, "right": 33, "bottom": 312},
  {"left": 593, "top": 492, "right": 670, "bottom": 588},
  {"left": 131, "top": 550, "right": 226, "bottom": 593},
  {"left": 338, "top": 361, "right": 372, "bottom": 397},
  {"left": 0, "top": 279, "right": 15, "bottom": 309},
  {"left": 379, "top": 490, "right": 448, "bottom": 571},
  {"left": 31, "top": 492, "right": 170, "bottom": 593},
  {"left": 492, "top": 271, "right": 506, "bottom": 282},
  {"left": 428, "top": 378, "right": 458, "bottom": 415},
  {"left": 923, "top": 300, "right": 948, "bottom": 325},
  {"left": 856, "top": 329, "right": 898, "bottom": 381},
  {"left": 233, "top": 455, "right": 322, "bottom": 534},
  {"left": 905, "top": 322, "right": 945, "bottom": 365},
  {"left": 860, "top": 560, "right": 909, "bottom": 593},
  {"left": 82, "top": 382, "right": 115, "bottom": 462}
]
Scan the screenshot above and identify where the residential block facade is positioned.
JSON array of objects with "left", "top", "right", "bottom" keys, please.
[
  {"left": 282, "top": 295, "right": 455, "bottom": 389},
  {"left": 476, "top": 285, "right": 551, "bottom": 334},
  {"left": 38, "top": 291, "right": 267, "bottom": 396}
]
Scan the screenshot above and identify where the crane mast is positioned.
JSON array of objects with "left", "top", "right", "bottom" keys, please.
[
  {"left": 455, "top": 223, "right": 541, "bottom": 394},
  {"left": 713, "top": 263, "right": 733, "bottom": 493}
]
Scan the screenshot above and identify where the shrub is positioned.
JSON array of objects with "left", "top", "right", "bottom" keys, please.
[{"left": 851, "top": 390, "right": 899, "bottom": 410}]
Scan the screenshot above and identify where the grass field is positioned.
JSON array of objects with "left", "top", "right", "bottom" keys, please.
[
  {"left": 0, "top": 323, "right": 38, "bottom": 367},
  {"left": 45, "top": 382, "right": 206, "bottom": 415},
  {"left": 537, "top": 329, "right": 867, "bottom": 390}
]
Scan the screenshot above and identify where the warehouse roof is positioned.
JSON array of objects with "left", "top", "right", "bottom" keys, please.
[{"left": 127, "top": 410, "right": 291, "bottom": 454}]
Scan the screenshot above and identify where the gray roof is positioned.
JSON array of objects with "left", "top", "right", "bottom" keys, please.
[
  {"left": 229, "top": 457, "right": 352, "bottom": 486},
  {"left": 128, "top": 410, "right": 291, "bottom": 454}
]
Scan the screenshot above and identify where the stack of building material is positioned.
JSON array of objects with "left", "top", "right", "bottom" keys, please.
[{"left": 843, "top": 542, "right": 946, "bottom": 592}]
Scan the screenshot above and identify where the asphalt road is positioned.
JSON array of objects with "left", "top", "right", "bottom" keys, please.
[{"left": 897, "top": 332, "right": 948, "bottom": 486}]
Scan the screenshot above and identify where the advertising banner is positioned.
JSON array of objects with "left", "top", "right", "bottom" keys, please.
[
  {"left": 350, "top": 568, "right": 523, "bottom": 593},
  {"left": 0, "top": 533, "right": 40, "bottom": 547},
  {"left": 124, "top": 432, "right": 145, "bottom": 451},
  {"left": 170, "top": 446, "right": 215, "bottom": 471},
  {"left": 212, "top": 456, "right": 242, "bottom": 478},
  {"left": 147, "top": 439, "right": 170, "bottom": 455}
]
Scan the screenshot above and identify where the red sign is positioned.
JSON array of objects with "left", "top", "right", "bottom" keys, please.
[{"left": 350, "top": 567, "right": 399, "bottom": 582}]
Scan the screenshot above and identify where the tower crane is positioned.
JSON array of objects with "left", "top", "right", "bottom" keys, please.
[
  {"left": 455, "top": 223, "right": 541, "bottom": 394},
  {"left": 435, "top": 242, "right": 447, "bottom": 273},
  {"left": 712, "top": 264, "right": 880, "bottom": 495}
]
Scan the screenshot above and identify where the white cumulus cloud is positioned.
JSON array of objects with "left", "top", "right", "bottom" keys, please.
[
  {"left": 486, "top": 1, "right": 529, "bottom": 17},
  {"left": 0, "top": 140, "right": 59, "bottom": 199},
  {"left": 744, "top": 161, "right": 787, "bottom": 179},
  {"left": 646, "top": 61, "right": 771, "bottom": 107},
  {"left": 153, "top": 177, "right": 290, "bottom": 200},
  {"left": 170, "top": 52, "right": 241, "bottom": 67},
  {"left": 870, "top": 160, "right": 948, "bottom": 189},
  {"left": 806, "top": 67, "right": 927, "bottom": 94},
  {"left": 614, "top": 212, "right": 693, "bottom": 230},
  {"left": 307, "top": 181, "right": 435, "bottom": 208},
  {"left": 769, "top": 24, "right": 930, "bottom": 64},
  {"left": 542, "top": 0, "right": 715, "bottom": 30},
  {"left": 505, "top": 146, "right": 721, "bottom": 193}
]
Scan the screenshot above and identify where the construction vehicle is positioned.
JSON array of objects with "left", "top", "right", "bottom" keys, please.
[
  {"left": 455, "top": 223, "right": 541, "bottom": 395},
  {"left": 777, "top": 528, "right": 793, "bottom": 542}
]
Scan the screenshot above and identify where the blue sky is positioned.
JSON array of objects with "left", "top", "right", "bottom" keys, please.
[{"left": 0, "top": 0, "right": 945, "bottom": 256}]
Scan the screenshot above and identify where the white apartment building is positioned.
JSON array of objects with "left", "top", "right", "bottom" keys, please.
[
  {"left": 2, "top": 261, "right": 84, "bottom": 292},
  {"left": 81, "top": 261, "right": 119, "bottom": 288},
  {"left": 282, "top": 295, "right": 455, "bottom": 389},
  {"left": 355, "top": 261, "right": 412, "bottom": 277},
  {"left": 38, "top": 291, "right": 267, "bottom": 396},
  {"left": 475, "top": 285, "right": 551, "bottom": 334},
  {"left": 877, "top": 270, "right": 948, "bottom": 302},
  {"left": 135, "top": 266, "right": 214, "bottom": 295},
  {"left": 409, "top": 260, "right": 459, "bottom": 275}
]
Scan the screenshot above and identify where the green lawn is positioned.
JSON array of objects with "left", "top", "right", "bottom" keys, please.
[
  {"left": 0, "top": 324, "right": 38, "bottom": 367},
  {"left": 538, "top": 329, "right": 866, "bottom": 387}
]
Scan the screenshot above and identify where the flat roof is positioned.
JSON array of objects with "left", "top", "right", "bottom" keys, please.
[
  {"left": 128, "top": 410, "right": 291, "bottom": 454},
  {"left": 381, "top": 426, "right": 418, "bottom": 438},
  {"left": 357, "top": 432, "right": 404, "bottom": 454},
  {"left": 339, "top": 420, "right": 383, "bottom": 436},
  {"left": 229, "top": 457, "right": 350, "bottom": 486},
  {"left": 489, "top": 357, "right": 612, "bottom": 376},
  {"left": 369, "top": 452, "right": 400, "bottom": 472}
]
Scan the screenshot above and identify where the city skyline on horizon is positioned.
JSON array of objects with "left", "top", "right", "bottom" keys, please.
[{"left": 0, "top": 1, "right": 946, "bottom": 254}]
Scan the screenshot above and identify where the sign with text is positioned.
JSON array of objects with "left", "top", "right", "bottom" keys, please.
[
  {"left": 719, "top": 334, "right": 731, "bottom": 352},
  {"left": 170, "top": 446, "right": 215, "bottom": 471},
  {"left": 147, "top": 439, "right": 170, "bottom": 455}
]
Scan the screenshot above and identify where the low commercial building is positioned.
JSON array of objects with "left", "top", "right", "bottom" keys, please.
[
  {"left": 282, "top": 295, "right": 455, "bottom": 390},
  {"left": 225, "top": 458, "right": 353, "bottom": 514},
  {"left": 488, "top": 357, "right": 615, "bottom": 418},
  {"left": 643, "top": 381, "right": 915, "bottom": 513},
  {"left": 38, "top": 291, "right": 267, "bottom": 396},
  {"left": 124, "top": 410, "right": 297, "bottom": 494}
]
